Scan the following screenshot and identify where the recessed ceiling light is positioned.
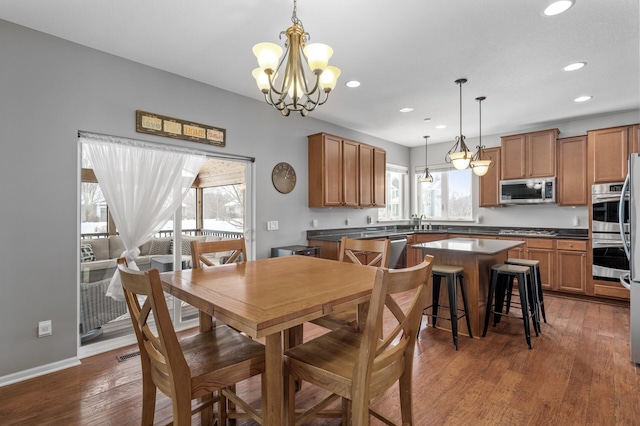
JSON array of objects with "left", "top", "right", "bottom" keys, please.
[
  {"left": 435, "top": 125, "right": 447, "bottom": 129},
  {"left": 563, "top": 62, "right": 586, "bottom": 71},
  {"left": 424, "top": 118, "right": 431, "bottom": 122},
  {"left": 399, "top": 107, "right": 414, "bottom": 113},
  {"left": 544, "top": 0, "right": 574, "bottom": 16},
  {"left": 574, "top": 95, "right": 592, "bottom": 102},
  {"left": 345, "top": 80, "right": 360, "bottom": 88}
]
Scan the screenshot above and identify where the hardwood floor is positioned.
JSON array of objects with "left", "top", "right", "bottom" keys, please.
[{"left": 1, "top": 293, "right": 639, "bottom": 425}]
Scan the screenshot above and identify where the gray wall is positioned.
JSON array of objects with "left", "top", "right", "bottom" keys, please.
[{"left": 0, "top": 20, "right": 409, "bottom": 379}]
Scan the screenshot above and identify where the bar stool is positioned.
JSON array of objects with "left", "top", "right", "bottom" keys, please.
[
  {"left": 422, "top": 265, "right": 473, "bottom": 350},
  {"left": 482, "top": 264, "right": 538, "bottom": 349},
  {"left": 505, "top": 258, "right": 546, "bottom": 325}
]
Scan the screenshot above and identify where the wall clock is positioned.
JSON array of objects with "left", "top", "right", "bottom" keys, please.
[{"left": 272, "top": 162, "right": 297, "bottom": 194}]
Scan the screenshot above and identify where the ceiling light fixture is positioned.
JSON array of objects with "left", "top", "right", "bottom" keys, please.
[
  {"left": 420, "top": 135, "right": 434, "bottom": 183},
  {"left": 345, "top": 80, "right": 361, "bottom": 88},
  {"left": 574, "top": 95, "right": 592, "bottom": 102},
  {"left": 435, "top": 125, "right": 447, "bottom": 129},
  {"left": 400, "top": 107, "right": 414, "bottom": 113},
  {"left": 470, "top": 96, "right": 492, "bottom": 176},
  {"left": 563, "top": 62, "right": 586, "bottom": 71},
  {"left": 252, "top": 0, "right": 340, "bottom": 116},
  {"left": 445, "top": 78, "right": 473, "bottom": 170},
  {"left": 544, "top": 0, "right": 575, "bottom": 16}
]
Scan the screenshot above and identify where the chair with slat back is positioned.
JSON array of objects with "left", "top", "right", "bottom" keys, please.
[
  {"left": 190, "top": 238, "right": 247, "bottom": 268},
  {"left": 284, "top": 255, "right": 434, "bottom": 425},
  {"left": 117, "top": 258, "right": 265, "bottom": 426},
  {"left": 311, "top": 236, "right": 391, "bottom": 330},
  {"left": 190, "top": 238, "right": 248, "bottom": 332}
]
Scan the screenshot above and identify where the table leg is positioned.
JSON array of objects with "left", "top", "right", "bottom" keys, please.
[{"left": 264, "top": 332, "right": 284, "bottom": 425}]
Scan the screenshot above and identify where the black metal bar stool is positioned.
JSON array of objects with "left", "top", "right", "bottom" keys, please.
[
  {"left": 505, "top": 258, "right": 546, "bottom": 326},
  {"left": 482, "top": 264, "right": 538, "bottom": 349},
  {"left": 421, "top": 265, "right": 473, "bottom": 350}
]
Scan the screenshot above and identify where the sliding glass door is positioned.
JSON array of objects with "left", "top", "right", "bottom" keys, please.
[{"left": 79, "top": 141, "right": 254, "bottom": 356}]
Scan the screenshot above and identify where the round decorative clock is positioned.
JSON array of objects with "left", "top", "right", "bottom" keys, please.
[{"left": 272, "top": 162, "right": 297, "bottom": 194}]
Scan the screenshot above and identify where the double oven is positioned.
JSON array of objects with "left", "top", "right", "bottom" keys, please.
[{"left": 591, "top": 182, "right": 630, "bottom": 281}]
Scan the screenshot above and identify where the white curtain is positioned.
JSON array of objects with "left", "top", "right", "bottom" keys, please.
[{"left": 80, "top": 132, "right": 205, "bottom": 301}]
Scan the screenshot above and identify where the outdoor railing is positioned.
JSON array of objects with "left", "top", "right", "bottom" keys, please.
[{"left": 81, "top": 229, "right": 243, "bottom": 240}]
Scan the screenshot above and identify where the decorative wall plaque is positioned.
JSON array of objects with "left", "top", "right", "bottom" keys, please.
[{"left": 135, "top": 110, "right": 226, "bottom": 147}]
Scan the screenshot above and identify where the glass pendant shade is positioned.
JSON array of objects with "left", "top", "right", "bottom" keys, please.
[
  {"left": 420, "top": 174, "right": 434, "bottom": 183},
  {"left": 252, "top": 43, "right": 283, "bottom": 71},
  {"left": 471, "top": 159, "right": 491, "bottom": 176},
  {"left": 319, "top": 66, "right": 341, "bottom": 91},
  {"left": 303, "top": 43, "right": 333, "bottom": 72},
  {"left": 449, "top": 151, "right": 472, "bottom": 170}
]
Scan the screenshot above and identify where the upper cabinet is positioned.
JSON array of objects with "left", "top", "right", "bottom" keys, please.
[
  {"left": 501, "top": 129, "right": 558, "bottom": 180},
  {"left": 358, "top": 144, "right": 386, "bottom": 207},
  {"left": 479, "top": 147, "right": 502, "bottom": 207},
  {"left": 308, "top": 133, "right": 386, "bottom": 208},
  {"left": 587, "top": 125, "right": 638, "bottom": 184},
  {"left": 557, "top": 136, "right": 588, "bottom": 206}
]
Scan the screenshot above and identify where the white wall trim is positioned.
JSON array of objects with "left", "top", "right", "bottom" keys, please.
[{"left": 0, "top": 357, "right": 81, "bottom": 388}]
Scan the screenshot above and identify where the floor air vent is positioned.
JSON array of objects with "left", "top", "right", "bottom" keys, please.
[{"left": 116, "top": 351, "right": 140, "bottom": 362}]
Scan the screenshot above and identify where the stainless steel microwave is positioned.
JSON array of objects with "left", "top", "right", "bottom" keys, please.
[{"left": 499, "top": 178, "right": 556, "bottom": 205}]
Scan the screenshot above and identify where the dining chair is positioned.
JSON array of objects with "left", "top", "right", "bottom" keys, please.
[
  {"left": 190, "top": 238, "right": 248, "bottom": 331},
  {"left": 284, "top": 255, "right": 434, "bottom": 425},
  {"left": 311, "top": 236, "right": 391, "bottom": 330},
  {"left": 190, "top": 237, "right": 247, "bottom": 268},
  {"left": 117, "top": 258, "right": 265, "bottom": 426}
]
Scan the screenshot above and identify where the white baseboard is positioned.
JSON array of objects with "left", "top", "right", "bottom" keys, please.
[{"left": 0, "top": 357, "right": 81, "bottom": 387}]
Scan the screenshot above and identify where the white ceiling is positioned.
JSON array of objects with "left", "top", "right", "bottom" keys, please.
[{"left": 1, "top": 0, "right": 638, "bottom": 147}]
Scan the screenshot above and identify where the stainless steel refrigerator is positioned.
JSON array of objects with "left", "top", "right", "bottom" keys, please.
[{"left": 620, "top": 152, "right": 640, "bottom": 364}]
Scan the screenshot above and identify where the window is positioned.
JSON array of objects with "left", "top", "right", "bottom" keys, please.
[
  {"left": 80, "top": 181, "right": 108, "bottom": 236},
  {"left": 379, "top": 164, "right": 408, "bottom": 221},
  {"left": 416, "top": 167, "right": 472, "bottom": 221}
]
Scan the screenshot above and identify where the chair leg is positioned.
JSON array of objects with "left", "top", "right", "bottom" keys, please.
[
  {"left": 431, "top": 275, "right": 442, "bottom": 328},
  {"left": 398, "top": 369, "right": 414, "bottom": 425},
  {"left": 140, "top": 372, "right": 157, "bottom": 426},
  {"left": 527, "top": 271, "right": 541, "bottom": 336},
  {"left": 516, "top": 272, "right": 532, "bottom": 349},
  {"left": 535, "top": 266, "right": 547, "bottom": 323},
  {"left": 494, "top": 275, "right": 509, "bottom": 326},
  {"left": 341, "top": 397, "right": 352, "bottom": 425},
  {"left": 447, "top": 273, "right": 459, "bottom": 350},
  {"left": 173, "top": 390, "right": 193, "bottom": 426},
  {"left": 483, "top": 270, "right": 498, "bottom": 337},
  {"left": 458, "top": 273, "right": 473, "bottom": 338}
]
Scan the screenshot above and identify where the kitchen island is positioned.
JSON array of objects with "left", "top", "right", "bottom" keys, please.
[{"left": 412, "top": 238, "right": 526, "bottom": 338}]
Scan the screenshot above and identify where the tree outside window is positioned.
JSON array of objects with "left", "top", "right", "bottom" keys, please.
[{"left": 416, "top": 168, "right": 471, "bottom": 220}]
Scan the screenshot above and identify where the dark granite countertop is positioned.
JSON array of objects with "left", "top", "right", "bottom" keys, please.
[{"left": 307, "top": 225, "right": 588, "bottom": 242}]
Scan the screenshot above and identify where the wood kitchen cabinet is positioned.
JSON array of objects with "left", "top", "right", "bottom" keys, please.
[
  {"left": 556, "top": 240, "right": 587, "bottom": 294},
  {"left": 557, "top": 136, "right": 588, "bottom": 206},
  {"left": 501, "top": 128, "right": 558, "bottom": 180},
  {"left": 527, "top": 238, "right": 555, "bottom": 290},
  {"left": 359, "top": 144, "right": 386, "bottom": 207},
  {"left": 406, "top": 233, "right": 448, "bottom": 267},
  {"left": 308, "top": 133, "right": 386, "bottom": 208},
  {"left": 587, "top": 125, "right": 638, "bottom": 184},
  {"left": 479, "top": 147, "right": 502, "bottom": 207}
]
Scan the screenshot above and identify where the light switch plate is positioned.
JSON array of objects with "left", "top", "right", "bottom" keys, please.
[{"left": 38, "top": 320, "right": 52, "bottom": 337}]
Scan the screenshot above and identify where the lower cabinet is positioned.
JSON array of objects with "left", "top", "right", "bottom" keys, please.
[
  {"left": 556, "top": 240, "right": 587, "bottom": 294},
  {"left": 527, "top": 238, "right": 555, "bottom": 291},
  {"left": 406, "top": 233, "right": 448, "bottom": 267}
]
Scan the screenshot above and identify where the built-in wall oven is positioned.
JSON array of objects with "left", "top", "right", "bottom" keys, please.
[{"left": 592, "top": 183, "right": 630, "bottom": 281}]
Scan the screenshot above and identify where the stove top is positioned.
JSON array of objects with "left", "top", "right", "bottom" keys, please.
[{"left": 498, "top": 229, "right": 559, "bottom": 237}]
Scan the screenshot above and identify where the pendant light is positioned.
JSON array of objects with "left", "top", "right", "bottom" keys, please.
[
  {"left": 445, "top": 78, "right": 473, "bottom": 169},
  {"left": 470, "top": 96, "right": 493, "bottom": 176},
  {"left": 419, "top": 135, "right": 433, "bottom": 183}
]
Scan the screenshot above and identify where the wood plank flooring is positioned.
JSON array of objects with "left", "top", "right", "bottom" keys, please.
[{"left": 1, "top": 293, "right": 639, "bottom": 425}]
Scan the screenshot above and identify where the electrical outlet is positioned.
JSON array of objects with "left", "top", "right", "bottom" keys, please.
[
  {"left": 38, "top": 320, "right": 52, "bottom": 337},
  {"left": 312, "top": 219, "right": 318, "bottom": 228},
  {"left": 267, "top": 220, "right": 279, "bottom": 231},
  {"left": 345, "top": 218, "right": 351, "bottom": 226}
]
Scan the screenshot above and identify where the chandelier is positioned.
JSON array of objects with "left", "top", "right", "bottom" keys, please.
[
  {"left": 470, "top": 96, "right": 493, "bottom": 176},
  {"left": 251, "top": 0, "right": 341, "bottom": 117},
  {"left": 445, "top": 78, "right": 473, "bottom": 170},
  {"left": 420, "top": 135, "right": 434, "bottom": 183}
]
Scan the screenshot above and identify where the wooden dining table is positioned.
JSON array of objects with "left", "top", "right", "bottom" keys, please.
[{"left": 159, "top": 255, "right": 378, "bottom": 425}]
